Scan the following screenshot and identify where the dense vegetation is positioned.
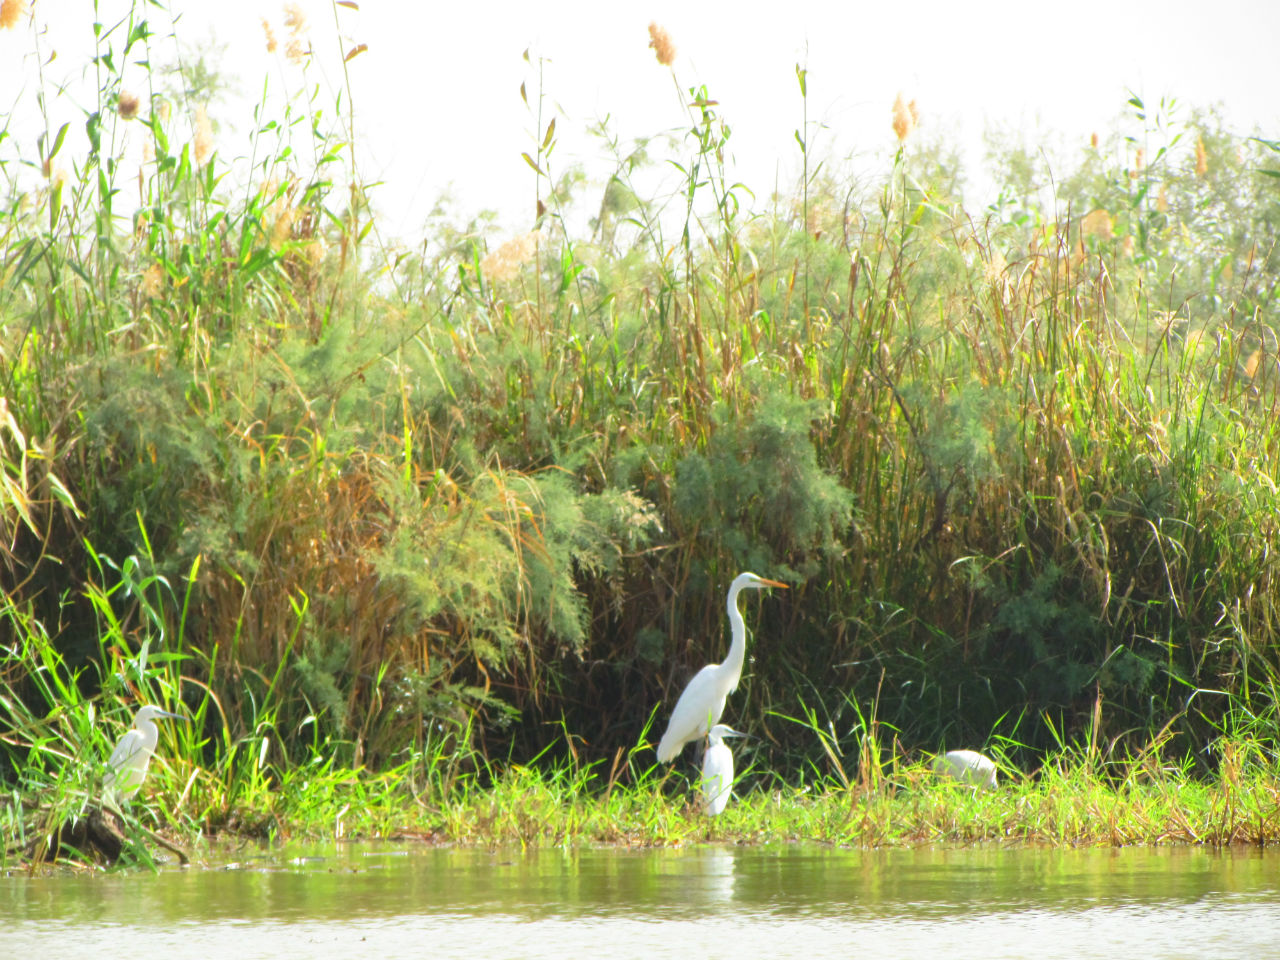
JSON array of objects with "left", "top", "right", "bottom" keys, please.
[{"left": 3, "top": 4, "right": 1280, "bottom": 860}]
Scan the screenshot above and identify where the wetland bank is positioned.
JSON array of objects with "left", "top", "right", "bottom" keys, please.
[{"left": 2, "top": 3, "right": 1280, "bottom": 870}]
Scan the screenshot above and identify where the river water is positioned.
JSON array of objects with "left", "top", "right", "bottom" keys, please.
[{"left": 3, "top": 843, "right": 1277, "bottom": 958}]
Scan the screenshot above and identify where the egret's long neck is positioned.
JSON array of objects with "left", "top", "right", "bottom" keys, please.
[{"left": 722, "top": 582, "right": 747, "bottom": 681}]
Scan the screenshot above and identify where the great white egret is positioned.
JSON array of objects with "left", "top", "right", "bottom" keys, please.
[
  {"left": 104, "top": 705, "right": 187, "bottom": 801},
  {"left": 933, "top": 749, "right": 998, "bottom": 790},
  {"left": 702, "top": 724, "right": 746, "bottom": 816},
  {"left": 656, "top": 571, "right": 786, "bottom": 763}
]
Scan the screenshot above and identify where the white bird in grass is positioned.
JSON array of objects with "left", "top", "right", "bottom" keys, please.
[
  {"left": 933, "top": 749, "right": 998, "bottom": 790},
  {"left": 104, "top": 705, "right": 187, "bottom": 801},
  {"left": 702, "top": 724, "right": 746, "bottom": 816},
  {"left": 656, "top": 572, "right": 787, "bottom": 764}
]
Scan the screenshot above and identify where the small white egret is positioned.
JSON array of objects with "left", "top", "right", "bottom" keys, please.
[
  {"left": 702, "top": 724, "right": 746, "bottom": 816},
  {"left": 104, "top": 705, "right": 187, "bottom": 801},
  {"left": 656, "top": 572, "right": 786, "bottom": 763},
  {"left": 933, "top": 749, "right": 998, "bottom": 790}
]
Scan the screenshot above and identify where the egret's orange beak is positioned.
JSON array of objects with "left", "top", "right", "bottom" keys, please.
[{"left": 759, "top": 578, "right": 788, "bottom": 589}]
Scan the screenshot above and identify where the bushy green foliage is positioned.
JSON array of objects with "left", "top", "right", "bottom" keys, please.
[{"left": 672, "top": 384, "right": 853, "bottom": 580}]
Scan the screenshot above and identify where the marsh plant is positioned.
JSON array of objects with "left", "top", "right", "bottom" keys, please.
[{"left": 2, "top": 5, "right": 1280, "bottom": 857}]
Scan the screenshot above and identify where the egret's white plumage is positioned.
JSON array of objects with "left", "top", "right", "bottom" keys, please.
[
  {"left": 933, "top": 749, "right": 998, "bottom": 790},
  {"left": 104, "top": 705, "right": 186, "bottom": 800},
  {"left": 656, "top": 572, "right": 786, "bottom": 764},
  {"left": 702, "top": 724, "right": 745, "bottom": 816}
]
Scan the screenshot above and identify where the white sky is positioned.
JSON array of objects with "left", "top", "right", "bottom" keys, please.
[{"left": 3, "top": 0, "right": 1278, "bottom": 243}]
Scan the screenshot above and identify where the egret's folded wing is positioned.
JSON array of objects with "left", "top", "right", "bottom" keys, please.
[
  {"left": 657, "top": 665, "right": 724, "bottom": 763},
  {"left": 108, "top": 729, "right": 146, "bottom": 771}
]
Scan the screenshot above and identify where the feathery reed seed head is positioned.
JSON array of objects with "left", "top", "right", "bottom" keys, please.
[
  {"left": 1090, "top": 131, "right": 1099, "bottom": 149},
  {"left": 284, "top": 3, "right": 309, "bottom": 62},
  {"left": 1243, "top": 348, "right": 1261, "bottom": 379},
  {"left": 1129, "top": 147, "right": 1145, "bottom": 178},
  {"left": 117, "top": 90, "right": 140, "bottom": 120},
  {"left": 271, "top": 207, "right": 295, "bottom": 249},
  {"left": 1196, "top": 136, "right": 1208, "bottom": 177},
  {"left": 262, "top": 18, "right": 278, "bottom": 53},
  {"left": 892, "top": 93, "right": 916, "bottom": 142},
  {"left": 142, "top": 262, "right": 165, "bottom": 298},
  {"left": 983, "top": 250, "right": 1007, "bottom": 285},
  {"left": 647, "top": 23, "right": 676, "bottom": 65},
  {"left": 194, "top": 105, "right": 213, "bottom": 165},
  {"left": 0, "top": 0, "right": 28, "bottom": 30},
  {"left": 481, "top": 231, "right": 539, "bottom": 282},
  {"left": 284, "top": 3, "right": 307, "bottom": 34},
  {"left": 1081, "top": 209, "right": 1114, "bottom": 241},
  {"left": 1157, "top": 184, "right": 1169, "bottom": 213}
]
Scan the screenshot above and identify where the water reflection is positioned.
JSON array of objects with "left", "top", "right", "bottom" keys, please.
[{"left": 4, "top": 844, "right": 1278, "bottom": 959}]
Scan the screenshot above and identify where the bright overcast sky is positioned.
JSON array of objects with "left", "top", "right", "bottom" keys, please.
[{"left": 3, "top": 0, "right": 1278, "bottom": 242}]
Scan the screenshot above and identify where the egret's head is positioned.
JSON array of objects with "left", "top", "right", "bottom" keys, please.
[
  {"left": 133, "top": 705, "right": 187, "bottom": 726},
  {"left": 707, "top": 724, "right": 746, "bottom": 742},
  {"left": 734, "top": 572, "right": 788, "bottom": 592}
]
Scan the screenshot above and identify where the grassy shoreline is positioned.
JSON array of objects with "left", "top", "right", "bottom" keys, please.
[
  {"left": 8, "top": 713, "right": 1279, "bottom": 868},
  {"left": 13, "top": 758, "right": 1280, "bottom": 869}
]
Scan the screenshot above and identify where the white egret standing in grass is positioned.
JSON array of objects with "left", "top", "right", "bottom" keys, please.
[
  {"left": 656, "top": 572, "right": 787, "bottom": 763},
  {"left": 104, "top": 705, "right": 187, "bottom": 801},
  {"left": 702, "top": 724, "right": 746, "bottom": 816},
  {"left": 933, "top": 749, "right": 998, "bottom": 790}
]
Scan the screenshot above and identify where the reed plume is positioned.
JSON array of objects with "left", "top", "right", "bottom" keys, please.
[
  {"left": 481, "top": 232, "right": 540, "bottom": 283},
  {"left": 194, "top": 105, "right": 213, "bottom": 165},
  {"left": 262, "top": 18, "right": 278, "bottom": 53},
  {"left": 1081, "top": 209, "right": 1113, "bottom": 241},
  {"left": 0, "top": 0, "right": 28, "bottom": 30},
  {"left": 647, "top": 23, "right": 676, "bottom": 66},
  {"left": 285, "top": 2, "right": 309, "bottom": 62},
  {"left": 117, "top": 90, "right": 140, "bottom": 120},
  {"left": 892, "top": 93, "right": 916, "bottom": 142}
]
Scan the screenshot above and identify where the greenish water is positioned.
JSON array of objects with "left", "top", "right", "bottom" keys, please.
[{"left": 4, "top": 844, "right": 1278, "bottom": 958}]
